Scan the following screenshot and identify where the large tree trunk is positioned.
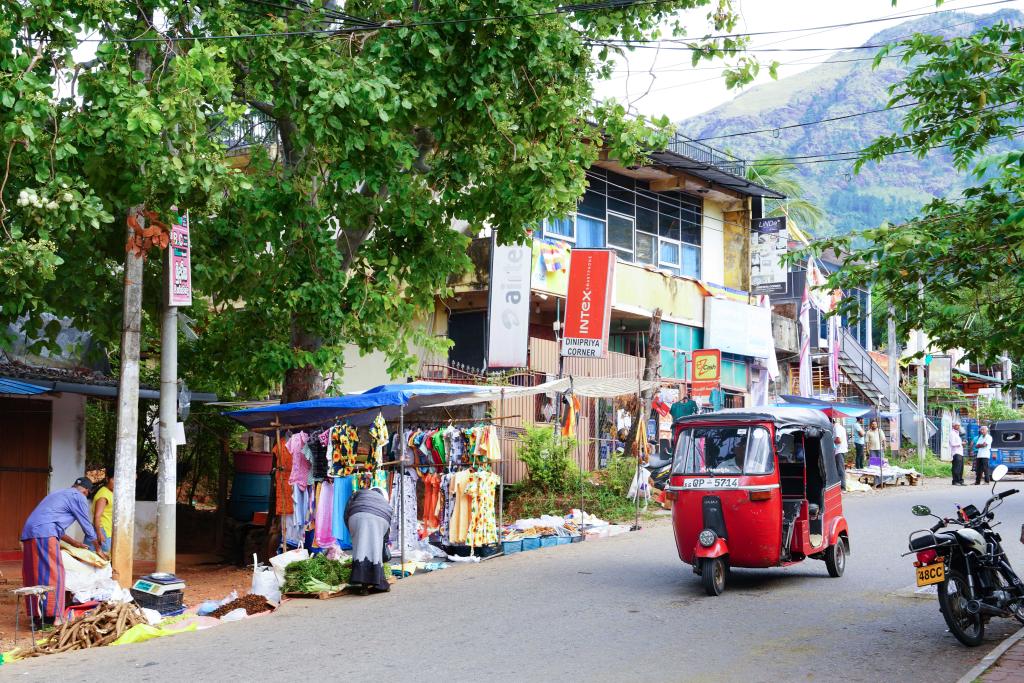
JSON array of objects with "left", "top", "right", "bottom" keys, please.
[
  {"left": 282, "top": 315, "right": 325, "bottom": 403},
  {"left": 626, "top": 309, "right": 663, "bottom": 457}
]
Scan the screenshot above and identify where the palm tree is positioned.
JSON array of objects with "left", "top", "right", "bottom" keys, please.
[{"left": 746, "top": 159, "right": 826, "bottom": 235}]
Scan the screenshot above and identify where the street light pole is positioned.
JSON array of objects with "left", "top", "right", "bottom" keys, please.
[
  {"left": 156, "top": 295, "right": 178, "bottom": 574},
  {"left": 917, "top": 281, "right": 926, "bottom": 466}
]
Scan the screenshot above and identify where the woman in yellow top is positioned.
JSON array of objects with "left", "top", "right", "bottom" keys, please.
[{"left": 92, "top": 467, "right": 114, "bottom": 553}]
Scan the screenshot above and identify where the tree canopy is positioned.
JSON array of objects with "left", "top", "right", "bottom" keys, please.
[
  {"left": 2, "top": 0, "right": 761, "bottom": 400},
  {"left": 805, "top": 18, "right": 1024, "bottom": 365}
]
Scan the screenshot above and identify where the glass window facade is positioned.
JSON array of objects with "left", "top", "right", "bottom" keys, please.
[
  {"left": 544, "top": 167, "right": 703, "bottom": 280},
  {"left": 660, "top": 322, "right": 703, "bottom": 380},
  {"left": 721, "top": 353, "right": 748, "bottom": 389}
]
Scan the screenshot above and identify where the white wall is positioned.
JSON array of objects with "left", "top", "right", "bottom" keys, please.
[
  {"left": 702, "top": 200, "right": 725, "bottom": 285},
  {"left": 48, "top": 393, "right": 87, "bottom": 494}
]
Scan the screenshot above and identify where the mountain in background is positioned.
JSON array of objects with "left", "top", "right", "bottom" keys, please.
[{"left": 677, "top": 9, "right": 1023, "bottom": 236}]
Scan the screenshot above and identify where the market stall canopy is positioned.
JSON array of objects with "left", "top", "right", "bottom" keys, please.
[
  {"left": 425, "top": 376, "right": 662, "bottom": 407},
  {"left": 222, "top": 382, "right": 491, "bottom": 429},
  {"left": 777, "top": 395, "right": 873, "bottom": 418}
]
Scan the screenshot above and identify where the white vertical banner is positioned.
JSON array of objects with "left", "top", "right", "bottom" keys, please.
[{"left": 487, "top": 243, "right": 533, "bottom": 368}]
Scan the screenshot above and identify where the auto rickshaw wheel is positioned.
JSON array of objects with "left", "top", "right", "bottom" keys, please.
[
  {"left": 825, "top": 536, "right": 846, "bottom": 578},
  {"left": 700, "top": 557, "right": 726, "bottom": 596}
]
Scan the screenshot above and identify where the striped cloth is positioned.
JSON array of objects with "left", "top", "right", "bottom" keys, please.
[{"left": 21, "top": 537, "right": 65, "bottom": 619}]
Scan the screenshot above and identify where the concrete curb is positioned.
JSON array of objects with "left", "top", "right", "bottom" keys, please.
[{"left": 957, "top": 626, "right": 1024, "bottom": 683}]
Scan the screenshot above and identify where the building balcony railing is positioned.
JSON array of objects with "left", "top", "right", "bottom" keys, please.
[{"left": 666, "top": 131, "right": 747, "bottom": 178}]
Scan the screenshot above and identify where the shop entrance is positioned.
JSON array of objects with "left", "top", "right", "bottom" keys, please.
[{"left": 0, "top": 398, "right": 52, "bottom": 553}]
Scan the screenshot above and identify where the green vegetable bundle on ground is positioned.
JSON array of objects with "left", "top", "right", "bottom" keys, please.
[{"left": 283, "top": 555, "right": 351, "bottom": 594}]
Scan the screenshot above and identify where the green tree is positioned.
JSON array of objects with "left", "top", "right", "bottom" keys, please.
[
  {"left": 746, "top": 158, "right": 825, "bottom": 234},
  {"left": 802, "top": 18, "right": 1024, "bottom": 365},
  {"left": 2, "top": 1, "right": 762, "bottom": 403}
]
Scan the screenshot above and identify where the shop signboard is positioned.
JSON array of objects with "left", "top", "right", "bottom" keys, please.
[
  {"left": 487, "top": 242, "right": 533, "bottom": 368},
  {"left": 168, "top": 213, "right": 192, "bottom": 307},
  {"left": 691, "top": 349, "right": 721, "bottom": 398},
  {"left": 703, "top": 297, "right": 773, "bottom": 359},
  {"left": 750, "top": 216, "right": 788, "bottom": 295},
  {"left": 561, "top": 249, "right": 615, "bottom": 358},
  {"left": 928, "top": 355, "right": 952, "bottom": 390}
]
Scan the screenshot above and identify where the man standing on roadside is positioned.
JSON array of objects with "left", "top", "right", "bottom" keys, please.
[
  {"left": 852, "top": 418, "right": 866, "bottom": 469},
  {"left": 950, "top": 423, "right": 966, "bottom": 486},
  {"left": 833, "top": 418, "right": 849, "bottom": 491},
  {"left": 865, "top": 420, "right": 884, "bottom": 465},
  {"left": 975, "top": 424, "right": 993, "bottom": 485}
]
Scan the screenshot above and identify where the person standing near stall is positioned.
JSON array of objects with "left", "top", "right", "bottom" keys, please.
[
  {"left": 950, "top": 423, "right": 966, "bottom": 486},
  {"left": 975, "top": 425, "right": 993, "bottom": 485},
  {"left": 865, "top": 420, "right": 884, "bottom": 465},
  {"left": 833, "top": 419, "right": 849, "bottom": 491},
  {"left": 92, "top": 468, "right": 115, "bottom": 553},
  {"left": 852, "top": 418, "right": 866, "bottom": 469},
  {"left": 20, "top": 477, "right": 103, "bottom": 624}
]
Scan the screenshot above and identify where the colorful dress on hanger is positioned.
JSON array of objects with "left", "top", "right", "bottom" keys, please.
[
  {"left": 465, "top": 471, "right": 500, "bottom": 547},
  {"left": 331, "top": 476, "right": 355, "bottom": 549},
  {"left": 272, "top": 438, "right": 294, "bottom": 515},
  {"left": 389, "top": 470, "right": 418, "bottom": 552},
  {"left": 328, "top": 424, "right": 359, "bottom": 477}
]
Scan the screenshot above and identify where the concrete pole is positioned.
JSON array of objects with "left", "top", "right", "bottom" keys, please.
[
  {"left": 111, "top": 212, "right": 144, "bottom": 585},
  {"left": 887, "top": 305, "right": 900, "bottom": 453},
  {"left": 156, "top": 290, "right": 178, "bottom": 574},
  {"left": 1003, "top": 354, "right": 1013, "bottom": 408},
  {"left": 917, "top": 282, "right": 926, "bottom": 465}
]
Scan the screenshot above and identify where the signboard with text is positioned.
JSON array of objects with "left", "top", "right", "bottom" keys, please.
[
  {"left": 928, "top": 355, "right": 952, "bottom": 390},
  {"left": 487, "top": 242, "right": 533, "bottom": 368},
  {"left": 691, "top": 348, "right": 722, "bottom": 398},
  {"left": 750, "top": 216, "right": 789, "bottom": 295},
  {"left": 561, "top": 249, "right": 615, "bottom": 358},
  {"left": 168, "top": 214, "right": 192, "bottom": 307}
]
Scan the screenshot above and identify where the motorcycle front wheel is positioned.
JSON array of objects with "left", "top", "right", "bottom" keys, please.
[{"left": 938, "top": 570, "right": 985, "bottom": 646}]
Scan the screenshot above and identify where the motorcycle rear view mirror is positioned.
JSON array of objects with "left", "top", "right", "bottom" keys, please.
[
  {"left": 993, "top": 464, "right": 1009, "bottom": 482},
  {"left": 911, "top": 505, "right": 932, "bottom": 517}
]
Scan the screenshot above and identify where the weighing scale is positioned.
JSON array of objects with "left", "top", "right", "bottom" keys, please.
[{"left": 131, "top": 573, "right": 186, "bottom": 614}]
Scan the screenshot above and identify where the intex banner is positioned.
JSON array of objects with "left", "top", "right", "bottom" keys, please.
[
  {"left": 750, "top": 215, "right": 789, "bottom": 296},
  {"left": 487, "top": 242, "right": 533, "bottom": 368},
  {"left": 561, "top": 249, "right": 615, "bottom": 358},
  {"left": 168, "top": 213, "right": 192, "bottom": 307}
]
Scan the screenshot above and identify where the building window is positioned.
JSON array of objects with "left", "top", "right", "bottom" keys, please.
[
  {"left": 575, "top": 167, "right": 704, "bottom": 278},
  {"left": 544, "top": 216, "right": 574, "bottom": 241},
  {"left": 721, "top": 353, "right": 748, "bottom": 389},
  {"left": 660, "top": 321, "right": 703, "bottom": 380}
]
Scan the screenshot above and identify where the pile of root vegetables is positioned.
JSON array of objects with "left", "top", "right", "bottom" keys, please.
[{"left": 29, "top": 602, "right": 145, "bottom": 655}]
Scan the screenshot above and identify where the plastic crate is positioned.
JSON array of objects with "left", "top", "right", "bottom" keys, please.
[
  {"left": 555, "top": 536, "right": 571, "bottom": 546},
  {"left": 476, "top": 544, "right": 500, "bottom": 558},
  {"left": 501, "top": 540, "right": 523, "bottom": 555},
  {"left": 522, "top": 537, "right": 541, "bottom": 551},
  {"left": 131, "top": 588, "right": 184, "bottom": 615},
  {"left": 540, "top": 536, "right": 559, "bottom": 548},
  {"left": 570, "top": 535, "right": 582, "bottom": 543}
]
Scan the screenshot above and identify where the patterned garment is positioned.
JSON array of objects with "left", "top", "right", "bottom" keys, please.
[
  {"left": 328, "top": 423, "right": 359, "bottom": 477},
  {"left": 272, "top": 438, "right": 294, "bottom": 515},
  {"left": 21, "top": 537, "right": 65, "bottom": 619},
  {"left": 439, "top": 472, "right": 456, "bottom": 543},
  {"left": 369, "top": 413, "right": 388, "bottom": 466},
  {"left": 389, "top": 471, "right": 418, "bottom": 552},
  {"left": 287, "top": 432, "right": 311, "bottom": 488},
  {"left": 308, "top": 438, "right": 329, "bottom": 482},
  {"left": 465, "top": 471, "right": 500, "bottom": 548}
]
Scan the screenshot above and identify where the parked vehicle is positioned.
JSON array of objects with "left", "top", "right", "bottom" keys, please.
[
  {"left": 667, "top": 407, "right": 849, "bottom": 596},
  {"left": 906, "top": 464, "right": 1024, "bottom": 646},
  {"left": 988, "top": 421, "right": 1024, "bottom": 474}
]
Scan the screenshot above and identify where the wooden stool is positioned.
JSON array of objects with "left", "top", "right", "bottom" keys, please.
[{"left": 11, "top": 585, "right": 55, "bottom": 647}]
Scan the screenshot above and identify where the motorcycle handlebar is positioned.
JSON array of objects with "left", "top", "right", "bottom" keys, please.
[
  {"left": 930, "top": 519, "right": 947, "bottom": 533},
  {"left": 999, "top": 489, "right": 1019, "bottom": 500}
]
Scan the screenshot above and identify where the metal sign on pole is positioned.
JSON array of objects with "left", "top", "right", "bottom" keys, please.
[
  {"left": 561, "top": 249, "right": 615, "bottom": 359},
  {"left": 486, "top": 240, "right": 533, "bottom": 369}
]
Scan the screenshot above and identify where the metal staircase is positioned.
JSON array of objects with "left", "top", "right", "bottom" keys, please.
[{"left": 836, "top": 328, "right": 935, "bottom": 444}]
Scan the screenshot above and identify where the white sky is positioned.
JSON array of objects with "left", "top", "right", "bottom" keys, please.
[{"left": 591, "top": 0, "right": 1024, "bottom": 121}]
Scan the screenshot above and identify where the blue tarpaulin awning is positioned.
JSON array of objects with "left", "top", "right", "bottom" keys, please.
[
  {"left": 0, "top": 378, "right": 49, "bottom": 396},
  {"left": 223, "top": 382, "right": 494, "bottom": 429},
  {"left": 777, "top": 394, "right": 874, "bottom": 418}
]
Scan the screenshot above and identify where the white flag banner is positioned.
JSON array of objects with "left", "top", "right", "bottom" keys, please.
[
  {"left": 799, "top": 282, "right": 813, "bottom": 397},
  {"left": 806, "top": 259, "right": 833, "bottom": 312}
]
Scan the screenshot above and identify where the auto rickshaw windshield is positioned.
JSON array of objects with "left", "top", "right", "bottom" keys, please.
[{"left": 672, "top": 425, "right": 774, "bottom": 476}]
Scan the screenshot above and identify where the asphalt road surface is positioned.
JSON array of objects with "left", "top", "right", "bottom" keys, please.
[{"left": 7, "top": 479, "right": 1024, "bottom": 682}]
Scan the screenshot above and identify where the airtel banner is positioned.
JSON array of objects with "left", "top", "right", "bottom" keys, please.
[{"left": 561, "top": 249, "right": 615, "bottom": 358}]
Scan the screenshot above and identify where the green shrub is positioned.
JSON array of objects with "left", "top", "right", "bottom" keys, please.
[
  {"left": 517, "top": 425, "right": 579, "bottom": 494},
  {"left": 604, "top": 453, "right": 638, "bottom": 498}
]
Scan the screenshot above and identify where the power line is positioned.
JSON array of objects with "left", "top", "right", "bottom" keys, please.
[{"left": 691, "top": 103, "right": 919, "bottom": 142}]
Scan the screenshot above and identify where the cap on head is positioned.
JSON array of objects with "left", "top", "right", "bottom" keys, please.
[{"left": 73, "top": 476, "right": 94, "bottom": 491}]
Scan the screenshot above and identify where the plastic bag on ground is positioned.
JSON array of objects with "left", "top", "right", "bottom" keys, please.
[
  {"left": 197, "top": 590, "right": 238, "bottom": 616},
  {"left": 111, "top": 621, "right": 198, "bottom": 646},
  {"left": 219, "top": 608, "right": 247, "bottom": 622},
  {"left": 252, "top": 565, "right": 281, "bottom": 604},
  {"left": 269, "top": 548, "right": 309, "bottom": 587}
]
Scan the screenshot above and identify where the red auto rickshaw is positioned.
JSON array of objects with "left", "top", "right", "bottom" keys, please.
[{"left": 667, "top": 407, "right": 850, "bottom": 595}]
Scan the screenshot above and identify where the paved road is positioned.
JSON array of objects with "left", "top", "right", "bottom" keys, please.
[{"left": 7, "top": 480, "right": 1024, "bottom": 682}]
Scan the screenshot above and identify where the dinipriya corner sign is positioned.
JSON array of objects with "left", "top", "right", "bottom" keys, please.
[{"left": 561, "top": 249, "right": 615, "bottom": 358}]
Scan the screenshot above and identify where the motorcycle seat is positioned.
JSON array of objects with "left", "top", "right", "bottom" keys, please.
[{"left": 909, "top": 532, "right": 955, "bottom": 551}]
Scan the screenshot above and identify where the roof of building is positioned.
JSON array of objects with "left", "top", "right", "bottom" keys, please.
[{"left": 0, "top": 359, "right": 217, "bottom": 401}]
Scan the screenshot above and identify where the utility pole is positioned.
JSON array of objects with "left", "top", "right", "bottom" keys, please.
[
  {"left": 111, "top": 209, "right": 145, "bottom": 584},
  {"left": 887, "top": 305, "right": 900, "bottom": 453},
  {"left": 916, "top": 281, "right": 926, "bottom": 465},
  {"left": 156, "top": 294, "right": 178, "bottom": 574}
]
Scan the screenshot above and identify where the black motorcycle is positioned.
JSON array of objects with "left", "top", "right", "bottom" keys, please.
[{"left": 906, "top": 464, "right": 1024, "bottom": 646}]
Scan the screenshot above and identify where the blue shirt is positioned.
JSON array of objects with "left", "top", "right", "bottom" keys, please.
[{"left": 21, "top": 488, "right": 98, "bottom": 544}]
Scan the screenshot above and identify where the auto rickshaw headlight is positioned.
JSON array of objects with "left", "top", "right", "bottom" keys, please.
[{"left": 698, "top": 529, "right": 717, "bottom": 547}]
